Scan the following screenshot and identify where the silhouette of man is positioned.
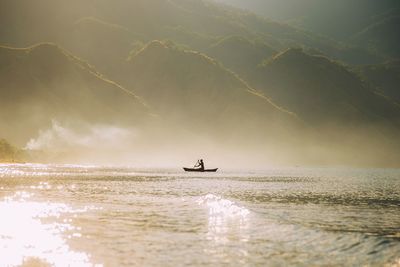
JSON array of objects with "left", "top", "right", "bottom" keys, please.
[{"left": 195, "top": 159, "right": 205, "bottom": 171}]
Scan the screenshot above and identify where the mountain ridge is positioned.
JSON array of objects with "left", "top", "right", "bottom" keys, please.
[
  {"left": 253, "top": 48, "right": 400, "bottom": 126},
  {"left": 0, "top": 43, "right": 151, "bottom": 145},
  {"left": 123, "top": 40, "right": 298, "bottom": 131}
]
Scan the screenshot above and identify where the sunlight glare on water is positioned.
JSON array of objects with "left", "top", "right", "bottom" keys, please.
[
  {"left": 197, "top": 194, "right": 251, "bottom": 264},
  {"left": 0, "top": 164, "right": 399, "bottom": 266},
  {"left": 0, "top": 190, "right": 100, "bottom": 267},
  {"left": 197, "top": 194, "right": 250, "bottom": 243}
]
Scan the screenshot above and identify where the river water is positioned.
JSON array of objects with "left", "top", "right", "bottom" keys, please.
[{"left": 0, "top": 164, "right": 399, "bottom": 266}]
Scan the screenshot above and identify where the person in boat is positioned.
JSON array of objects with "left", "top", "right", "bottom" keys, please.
[{"left": 194, "top": 159, "right": 205, "bottom": 171}]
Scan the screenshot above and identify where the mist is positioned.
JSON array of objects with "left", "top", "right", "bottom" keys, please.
[
  {"left": 0, "top": 0, "right": 399, "bottom": 169},
  {"left": 2, "top": 3, "right": 400, "bottom": 267},
  {"left": 13, "top": 114, "right": 399, "bottom": 170}
]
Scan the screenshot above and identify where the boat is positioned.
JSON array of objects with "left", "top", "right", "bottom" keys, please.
[{"left": 183, "top": 167, "right": 218, "bottom": 172}]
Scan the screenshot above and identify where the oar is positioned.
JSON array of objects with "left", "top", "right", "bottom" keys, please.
[{"left": 194, "top": 160, "right": 199, "bottom": 168}]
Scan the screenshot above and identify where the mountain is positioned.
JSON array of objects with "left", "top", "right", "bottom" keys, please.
[
  {"left": 121, "top": 40, "right": 297, "bottom": 136},
  {"left": 61, "top": 17, "right": 144, "bottom": 77},
  {"left": 252, "top": 48, "right": 400, "bottom": 126},
  {"left": 206, "top": 36, "right": 276, "bottom": 79},
  {"left": 0, "top": 43, "right": 150, "bottom": 145},
  {"left": 352, "top": 15, "right": 400, "bottom": 59},
  {"left": 0, "top": 1, "right": 399, "bottom": 166},
  {"left": 217, "top": 0, "right": 400, "bottom": 61},
  {"left": 216, "top": 0, "right": 400, "bottom": 40},
  {"left": 0, "top": 0, "right": 90, "bottom": 46},
  {"left": 0, "top": 0, "right": 384, "bottom": 66},
  {"left": 356, "top": 60, "right": 400, "bottom": 104}
]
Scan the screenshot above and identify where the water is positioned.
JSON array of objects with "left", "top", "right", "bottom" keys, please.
[{"left": 0, "top": 164, "right": 399, "bottom": 266}]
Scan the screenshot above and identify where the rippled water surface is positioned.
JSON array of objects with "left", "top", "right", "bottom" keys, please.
[{"left": 0, "top": 164, "right": 399, "bottom": 266}]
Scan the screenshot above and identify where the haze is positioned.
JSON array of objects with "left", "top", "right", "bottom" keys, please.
[{"left": 1, "top": 0, "right": 400, "bottom": 168}]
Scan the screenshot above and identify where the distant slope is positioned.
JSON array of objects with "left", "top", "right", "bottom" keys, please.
[
  {"left": 216, "top": 0, "right": 400, "bottom": 40},
  {"left": 1, "top": 0, "right": 399, "bottom": 166},
  {"left": 206, "top": 36, "right": 276, "bottom": 79},
  {"left": 0, "top": 43, "right": 150, "bottom": 145},
  {"left": 0, "top": 0, "right": 91, "bottom": 46},
  {"left": 253, "top": 48, "right": 400, "bottom": 126},
  {"left": 352, "top": 15, "right": 400, "bottom": 59},
  {"left": 122, "top": 40, "right": 297, "bottom": 135},
  {"left": 62, "top": 17, "right": 144, "bottom": 77},
  {"left": 356, "top": 60, "right": 400, "bottom": 104},
  {"left": 0, "top": 0, "right": 383, "bottom": 65},
  {"left": 169, "top": 0, "right": 382, "bottom": 64}
]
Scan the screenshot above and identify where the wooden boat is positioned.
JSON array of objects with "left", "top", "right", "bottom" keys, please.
[{"left": 183, "top": 167, "right": 218, "bottom": 172}]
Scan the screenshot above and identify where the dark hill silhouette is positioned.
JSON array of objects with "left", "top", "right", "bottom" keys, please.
[
  {"left": 122, "top": 40, "right": 297, "bottom": 136},
  {"left": 62, "top": 17, "right": 144, "bottom": 79},
  {"left": 217, "top": 0, "right": 400, "bottom": 40},
  {"left": 253, "top": 48, "right": 400, "bottom": 126},
  {"left": 0, "top": 0, "right": 383, "bottom": 65},
  {"left": 0, "top": 1, "right": 399, "bottom": 166},
  {"left": 352, "top": 15, "right": 400, "bottom": 59},
  {"left": 0, "top": 0, "right": 91, "bottom": 46},
  {"left": 206, "top": 36, "right": 276, "bottom": 79},
  {"left": 356, "top": 60, "right": 400, "bottom": 104},
  {"left": 0, "top": 43, "right": 150, "bottom": 145}
]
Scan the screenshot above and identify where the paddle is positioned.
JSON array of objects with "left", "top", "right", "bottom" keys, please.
[{"left": 194, "top": 160, "right": 200, "bottom": 168}]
